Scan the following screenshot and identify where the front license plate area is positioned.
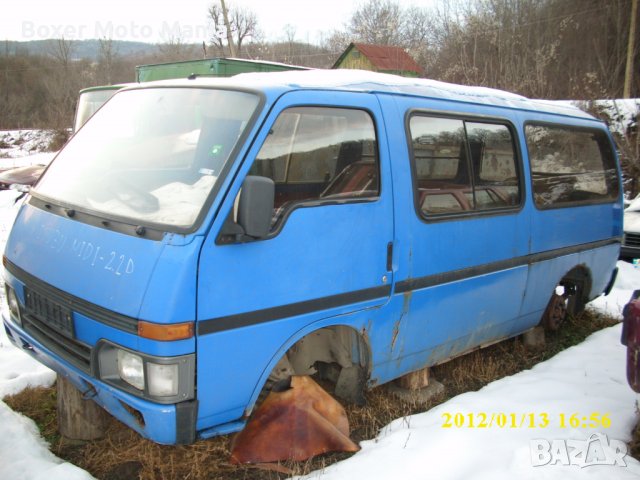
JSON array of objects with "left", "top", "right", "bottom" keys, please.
[{"left": 24, "top": 288, "right": 75, "bottom": 338}]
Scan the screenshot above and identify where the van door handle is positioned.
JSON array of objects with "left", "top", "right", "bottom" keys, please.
[{"left": 386, "top": 242, "right": 393, "bottom": 272}]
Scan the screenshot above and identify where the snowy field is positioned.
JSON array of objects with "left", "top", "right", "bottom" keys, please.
[
  {"left": 0, "top": 103, "right": 639, "bottom": 480},
  {"left": 0, "top": 130, "right": 57, "bottom": 168}
]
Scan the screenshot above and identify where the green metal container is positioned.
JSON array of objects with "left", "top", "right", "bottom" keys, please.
[{"left": 136, "top": 58, "right": 308, "bottom": 82}]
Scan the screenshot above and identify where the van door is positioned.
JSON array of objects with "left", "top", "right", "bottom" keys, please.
[
  {"left": 376, "top": 96, "right": 531, "bottom": 379},
  {"left": 195, "top": 90, "right": 394, "bottom": 429}
]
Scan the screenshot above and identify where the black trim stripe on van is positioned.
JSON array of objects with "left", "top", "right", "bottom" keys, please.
[
  {"left": 394, "top": 238, "right": 619, "bottom": 294},
  {"left": 197, "top": 285, "right": 392, "bottom": 335},
  {"left": 4, "top": 237, "right": 620, "bottom": 337},
  {"left": 3, "top": 258, "right": 138, "bottom": 334},
  {"left": 198, "top": 237, "right": 619, "bottom": 335}
]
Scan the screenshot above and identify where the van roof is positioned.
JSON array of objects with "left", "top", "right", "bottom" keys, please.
[
  {"left": 79, "top": 83, "right": 136, "bottom": 94},
  {"left": 133, "top": 69, "right": 595, "bottom": 120}
]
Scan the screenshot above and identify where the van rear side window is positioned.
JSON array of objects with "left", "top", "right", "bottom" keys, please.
[
  {"left": 525, "top": 124, "right": 619, "bottom": 208},
  {"left": 250, "top": 107, "right": 379, "bottom": 228},
  {"left": 409, "top": 115, "right": 521, "bottom": 217}
]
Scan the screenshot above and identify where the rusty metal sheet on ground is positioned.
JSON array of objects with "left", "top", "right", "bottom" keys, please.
[{"left": 230, "top": 375, "right": 360, "bottom": 464}]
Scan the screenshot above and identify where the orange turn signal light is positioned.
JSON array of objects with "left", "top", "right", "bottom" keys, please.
[{"left": 138, "top": 321, "right": 194, "bottom": 341}]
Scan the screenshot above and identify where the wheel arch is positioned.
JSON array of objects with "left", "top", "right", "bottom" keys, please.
[
  {"left": 243, "top": 316, "right": 373, "bottom": 416},
  {"left": 560, "top": 264, "right": 593, "bottom": 314}
]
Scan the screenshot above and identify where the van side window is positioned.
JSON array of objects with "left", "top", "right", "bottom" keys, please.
[
  {"left": 525, "top": 124, "right": 619, "bottom": 208},
  {"left": 250, "top": 107, "right": 379, "bottom": 227},
  {"left": 409, "top": 115, "right": 520, "bottom": 217}
]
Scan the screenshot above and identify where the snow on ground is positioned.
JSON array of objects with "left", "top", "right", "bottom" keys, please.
[
  {"left": 0, "top": 130, "right": 55, "bottom": 158},
  {"left": 588, "top": 99, "right": 639, "bottom": 136},
  {"left": 0, "top": 190, "right": 89, "bottom": 480},
  {"left": 0, "top": 130, "right": 57, "bottom": 169},
  {"left": 0, "top": 401, "right": 93, "bottom": 480},
  {"left": 0, "top": 191, "right": 56, "bottom": 398},
  {"left": 551, "top": 99, "right": 639, "bottom": 136},
  {"left": 0, "top": 150, "right": 57, "bottom": 169},
  {"left": 589, "top": 261, "right": 640, "bottom": 319}
]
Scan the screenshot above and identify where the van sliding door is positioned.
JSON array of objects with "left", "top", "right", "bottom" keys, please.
[{"left": 375, "top": 96, "right": 531, "bottom": 380}]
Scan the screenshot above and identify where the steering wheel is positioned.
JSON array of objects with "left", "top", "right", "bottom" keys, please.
[{"left": 108, "top": 173, "right": 159, "bottom": 213}]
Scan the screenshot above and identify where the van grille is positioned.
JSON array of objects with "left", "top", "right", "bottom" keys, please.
[
  {"left": 22, "top": 288, "right": 91, "bottom": 373},
  {"left": 625, "top": 233, "right": 640, "bottom": 248}
]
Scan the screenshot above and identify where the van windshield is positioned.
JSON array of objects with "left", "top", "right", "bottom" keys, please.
[{"left": 35, "top": 87, "right": 260, "bottom": 230}]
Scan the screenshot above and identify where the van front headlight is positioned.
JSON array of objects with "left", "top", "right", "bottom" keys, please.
[
  {"left": 96, "top": 341, "right": 194, "bottom": 403},
  {"left": 117, "top": 350, "right": 145, "bottom": 390},
  {"left": 5, "top": 285, "right": 22, "bottom": 326}
]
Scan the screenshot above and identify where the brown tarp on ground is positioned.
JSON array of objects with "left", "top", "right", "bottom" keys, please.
[{"left": 230, "top": 375, "right": 360, "bottom": 464}]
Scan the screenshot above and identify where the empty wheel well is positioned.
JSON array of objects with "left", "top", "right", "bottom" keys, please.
[
  {"left": 266, "top": 325, "right": 371, "bottom": 404},
  {"left": 276, "top": 326, "right": 369, "bottom": 376},
  {"left": 560, "top": 265, "right": 592, "bottom": 315}
]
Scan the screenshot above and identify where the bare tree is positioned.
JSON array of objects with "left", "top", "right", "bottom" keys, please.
[
  {"left": 208, "top": 1, "right": 260, "bottom": 57},
  {"left": 321, "top": 29, "right": 352, "bottom": 57},
  {"left": 43, "top": 37, "right": 82, "bottom": 129},
  {"left": 423, "top": 0, "right": 637, "bottom": 99},
  {"left": 624, "top": 0, "right": 638, "bottom": 98},
  {"left": 98, "top": 37, "right": 118, "bottom": 85},
  {"left": 348, "top": 0, "right": 404, "bottom": 45},
  {"left": 283, "top": 24, "right": 297, "bottom": 61},
  {"left": 47, "top": 36, "right": 74, "bottom": 72},
  {"left": 2, "top": 41, "right": 9, "bottom": 117},
  {"left": 156, "top": 36, "right": 200, "bottom": 62},
  {"left": 402, "top": 6, "right": 437, "bottom": 69},
  {"left": 284, "top": 24, "right": 296, "bottom": 44}
]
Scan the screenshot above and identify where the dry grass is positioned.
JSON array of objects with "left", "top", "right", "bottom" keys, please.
[
  {"left": 45, "top": 129, "right": 70, "bottom": 152},
  {"left": 4, "top": 309, "right": 628, "bottom": 479}
]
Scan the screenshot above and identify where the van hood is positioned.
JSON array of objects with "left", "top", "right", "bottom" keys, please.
[{"left": 3, "top": 200, "right": 199, "bottom": 322}]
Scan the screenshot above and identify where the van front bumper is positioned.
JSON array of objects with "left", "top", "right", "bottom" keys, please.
[{"left": 2, "top": 313, "right": 197, "bottom": 445}]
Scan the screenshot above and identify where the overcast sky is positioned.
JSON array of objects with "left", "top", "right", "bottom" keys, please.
[{"left": 4, "top": 0, "right": 437, "bottom": 45}]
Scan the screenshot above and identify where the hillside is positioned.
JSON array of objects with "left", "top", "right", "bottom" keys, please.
[{"left": 2, "top": 39, "right": 169, "bottom": 61}]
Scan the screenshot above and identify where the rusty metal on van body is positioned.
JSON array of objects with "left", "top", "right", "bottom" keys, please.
[{"left": 391, "top": 291, "right": 413, "bottom": 357}]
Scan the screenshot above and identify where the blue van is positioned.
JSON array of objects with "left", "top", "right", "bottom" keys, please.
[{"left": 2, "top": 71, "right": 622, "bottom": 444}]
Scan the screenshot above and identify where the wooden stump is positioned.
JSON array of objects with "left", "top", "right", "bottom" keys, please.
[
  {"left": 396, "top": 366, "right": 431, "bottom": 390},
  {"left": 389, "top": 367, "right": 445, "bottom": 407},
  {"left": 57, "top": 375, "right": 108, "bottom": 441},
  {"left": 523, "top": 326, "right": 546, "bottom": 349}
]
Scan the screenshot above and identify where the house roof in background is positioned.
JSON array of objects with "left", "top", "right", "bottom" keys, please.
[{"left": 333, "top": 42, "right": 424, "bottom": 76}]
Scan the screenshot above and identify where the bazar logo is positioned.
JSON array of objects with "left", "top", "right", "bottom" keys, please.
[{"left": 531, "top": 433, "right": 628, "bottom": 467}]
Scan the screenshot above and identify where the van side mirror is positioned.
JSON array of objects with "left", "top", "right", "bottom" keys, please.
[
  {"left": 238, "top": 175, "right": 275, "bottom": 239},
  {"left": 217, "top": 176, "right": 275, "bottom": 244}
]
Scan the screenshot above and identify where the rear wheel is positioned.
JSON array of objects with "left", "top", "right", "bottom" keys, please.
[
  {"left": 542, "top": 289, "right": 568, "bottom": 331},
  {"left": 541, "top": 271, "right": 588, "bottom": 332}
]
